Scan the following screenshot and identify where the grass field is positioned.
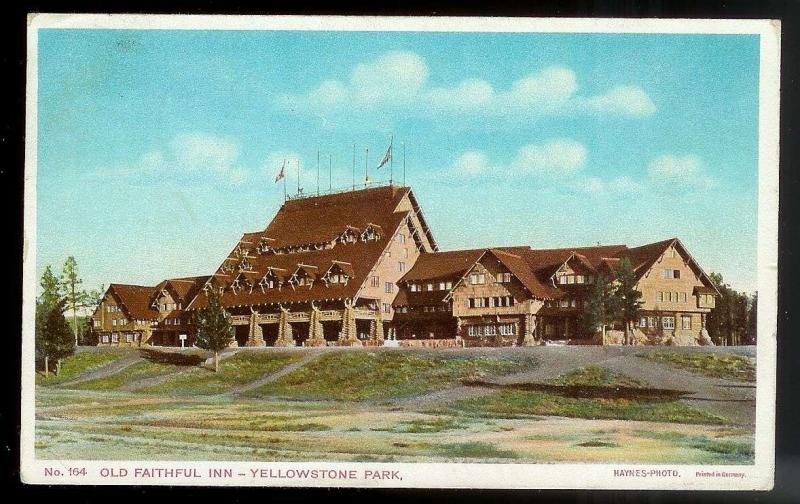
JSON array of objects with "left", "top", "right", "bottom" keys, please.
[
  {"left": 36, "top": 349, "right": 132, "bottom": 386},
  {"left": 35, "top": 347, "right": 756, "bottom": 464},
  {"left": 640, "top": 351, "right": 756, "bottom": 382}
]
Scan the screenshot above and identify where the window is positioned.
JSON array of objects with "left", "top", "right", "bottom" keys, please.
[
  {"left": 102, "top": 335, "right": 109, "bottom": 343},
  {"left": 384, "top": 251, "right": 391, "bottom": 258},
  {"left": 499, "top": 324, "right": 515, "bottom": 336},
  {"left": 409, "top": 283, "right": 418, "bottom": 292},
  {"left": 112, "top": 319, "right": 117, "bottom": 327},
  {"left": 397, "top": 262, "right": 405, "bottom": 273},
  {"left": 111, "top": 333, "right": 119, "bottom": 343},
  {"left": 648, "top": 317, "right": 657, "bottom": 328},
  {"left": 485, "top": 325, "right": 496, "bottom": 336},
  {"left": 682, "top": 316, "right": 692, "bottom": 330},
  {"left": 639, "top": 316, "right": 647, "bottom": 328},
  {"left": 445, "top": 281, "right": 453, "bottom": 290},
  {"left": 488, "top": 297, "right": 495, "bottom": 308},
  {"left": 662, "top": 316, "right": 675, "bottom": 330},
  {"left": 426, "top": 283, "right": 433, "bottom": 291},
  {"left": 681, "top": 292, "right": 688, "bottom": 303},
  {"left": 403, "top": 248, "right": 409, "bottom": 258},
  {"left": 371, "top": 276, "right": 379, "bottom": 288},
  {"left": 385, "top": 282, "right": 394, "bottom": 294},
  {"left": 559, "top": 299, "right": 570, "bottom": 308},
  {"left": 575, "top": 275, "right": 584, "bottom": 284},
  {"left": 657, "top": 292, "right": 664, "bottom": 303},
  {"left": 383, "top": 303, "right": 391, "bottom": 313},
  {"left": 570, "top": 299, "right": 578, "bottom": 308},
  {"left": 397, "top": 233, "right": 406, "bottom": 244},
  {"left": 126, "top": 333, "right": 133, "bottom": 343}
]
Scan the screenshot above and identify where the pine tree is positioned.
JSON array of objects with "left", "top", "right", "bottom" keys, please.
[
  {"left": 747, "top": 293, "right": 758, "bottom": 345},
  {"left": 40, "top": 265, "right": 62, "bottom": 308},
  {"left": 36, "top": 299, "right": 75, "bottom": 376},
  {"left": 61, "top": 256, "right": 88, "bottom": 346},
  {"left": 578, "top": 274, "right": 614, "bottom": 341},
  {"left": 194, "top": 290, "right": 234, "bottom": 372},
  {"left": 614, "top": 257, "right": 643, "bottom": 345}
]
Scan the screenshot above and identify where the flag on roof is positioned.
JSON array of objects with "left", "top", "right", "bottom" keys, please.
[
  {"left": 376, "top": 140, "right": 392, "bottom": 169},
  {"left": 274, "top": 160, "right": 285, "bottom": 183}
]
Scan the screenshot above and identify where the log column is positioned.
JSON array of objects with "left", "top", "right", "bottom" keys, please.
[
  {"left": 337, "top": 301, "right": 361, "bottom": 346},
  {"left": 306, "top": 305, "right": 326, "bottom": 347},
  {"left": 274, "top": 308, "right": 295, "bottom": 347},
  {"left": 369, "top": 308, "right": 385, "bottom": 344},
  {"left": 522, "top": 314, "right": 537, "bottom": 346},
  {"left": 245, "top": 310, "right": 265, "bottom": 347}
]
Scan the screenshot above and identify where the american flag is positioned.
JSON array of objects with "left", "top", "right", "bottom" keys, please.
[{"left": 274, "top": 160, "right": 285, "bottom": 183}]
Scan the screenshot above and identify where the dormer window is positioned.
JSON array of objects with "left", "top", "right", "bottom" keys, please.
[
  {"left": 288, "top": 264, "right": 318, "bottom": 289},
  {"left": 338, "top": 226, "right": 360, "bottom": 244},
  {"left": 239, "top": 258, "right": 253, "bottom": 272},
  {"left": 258, "top": 268, "right": 285, "bottom": 291},
  {"left": 323, "top": 261, "right": 353, "bottom": 286},
  {"left": 360, "top": 224, "right": 382, "bottom": 242}
]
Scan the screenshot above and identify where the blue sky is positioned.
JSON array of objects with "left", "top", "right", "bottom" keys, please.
[{"left": 36, "top": 29, "right": 760, "bottom": 292}]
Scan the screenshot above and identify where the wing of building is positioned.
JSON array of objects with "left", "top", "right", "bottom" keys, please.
[
  {"left": 393, "top": 238, "right": 719, "bottom": 346},
  {"left": 91, "top": 184, "right": 719, "bottom": 348}
]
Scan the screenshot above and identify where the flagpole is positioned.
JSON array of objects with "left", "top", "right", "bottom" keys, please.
[
  {"left": 389, "top": 134, "right": 394, "bottom": 185},
  {"left": 297, "top": 159, "right": 300, "bottom": 195},
  {"left": 317, "top": 150, "right": 320, "bottom": 195},
  {"left": 364, "top": 148, "right": 368, "bottom": 187},
  {"left": 402, "top": 143, "right": 406, "bottom": 186},
  {"left": 283, "top": 159, "right": 287, "bottom": 201}
]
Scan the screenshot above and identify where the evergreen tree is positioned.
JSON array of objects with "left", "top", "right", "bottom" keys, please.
[
  {"left": 578, "top": 274, "right": 615, "bottom": 340},
  {"left": 61, "top": 256, "right": 89, "bottom": 346},
  {"left": 40, "top": 265, "right": 62, "bottom": 307},
  {"left": 36, "top": 299, "right": 75, "bottom": 376},
  {"left": 194, "top": 290, "right": 234, "bottom": 372},
  {"left": 613, "top": 258, "right": 643, "bottom": 345},
  {"left": 706, "top": 272, "right": 752, "bottom": 346}
]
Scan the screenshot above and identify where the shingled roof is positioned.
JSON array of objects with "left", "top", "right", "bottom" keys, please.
[
  {"left": 106, "top": 284, "right": 159, "bottom": 321},
  {"left": 394, "top": 238, "right": 718, "bottom": 306},
  {"left": 188, "top": 185, "right": 434, "bottom": 310}
]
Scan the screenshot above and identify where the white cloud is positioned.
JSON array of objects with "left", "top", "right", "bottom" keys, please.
[
  {"left": 450, "top": 139, "right": 587, "bottom": 179},
  {"left": 647, "top": 154, "right": 703, "bottom": 179},
  {"left": 510, "top": 139, "right": 587, "bottom": 176},
  {"left": 585, "top": 85, "right": 657, "bottom": 117},
  {"left": 283, "top": 52, "right": 656, "bottom": 120},
  {"left": 452, "top": 151, "right": 491, "bottom": 176},
  {"left": 585, "top": 154, "right": 713, "bottom": 197},
  {"left": 351, "top": 51, "right": 428, "bottom": 105},
  {"left": 584, "top": 175, "right": 643, "bottom": 196},
  {"left": 169, "top": 132, "right": 240, "bottom": 173}
]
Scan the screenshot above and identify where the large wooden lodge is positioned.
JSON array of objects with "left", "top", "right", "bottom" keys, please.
[{"left": 91, "top": 184, "right": 719, "bottom": 348}]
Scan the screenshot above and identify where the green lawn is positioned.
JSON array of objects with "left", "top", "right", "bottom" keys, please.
[
  {"left": 69, "top": 360, "right": 181, "bottom": 391},
  {"left": 450, "top": 366, "right": 728, "bottom": 425},
  {"left": 36, "top": 350, "right": 133, "bottom": 386},
  {"left": 450, "top": 389, "right": 728, "bottom": 424},
  {"left": 641, "top": 351, "right": 756, "bottom": 382},
  {"left": 244, "top": 351, "right": 526, "bottom": 401},
  {"left": 546, "top": 365, "right": 649, "bottom": 388},
  {"left": 140, "top": 351, "right": 305, "bottom": 395}
]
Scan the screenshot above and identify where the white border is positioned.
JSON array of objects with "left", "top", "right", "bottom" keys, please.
[{"left": 21, "top": 14, "right": 780, "bottom": 490}]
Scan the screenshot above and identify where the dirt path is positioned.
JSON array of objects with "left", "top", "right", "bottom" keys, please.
[
  {"left": 121, "top": 350, "right": 242, "bottom": 392},
  {"left": 228, "top": 350, "right": 327, "bottom": 395},
  {"left": 58, "top": 355, "right": 144, "bottom": 387}
]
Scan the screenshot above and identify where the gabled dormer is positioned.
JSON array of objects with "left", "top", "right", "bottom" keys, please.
[
  {"left": 338, "top": 226, "right": 361, "bottom": 245},
  {"left": 322, "top": 260, "right": 355, "bottom": 286},
  {"left": 257, "top": 236, "right": 276, "bottom": 255},
  {"left": 258, "top": 267, "right": 287, "bottom": 291},
  {"left": 230, "top": 272, "right": 258, "bottom": 295},
  {"left": 551, "top": 253, "right": 597, "bottom": 286},
  {"left": 288, "top": 264, "right": 318, "bottom": 289},
  {"left": 360, "top": 223, "right": 383, "bottom": 242}
]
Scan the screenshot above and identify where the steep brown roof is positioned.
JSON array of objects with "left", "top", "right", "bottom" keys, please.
[
  {"left": 262, "top": 185, "right": 412, "bottom": 249},
  {"left": 108, "top": 284, "right": 159, "bottom": 321},
  {"left": 188, "top": 186, "right": 426, "bottom": 310},
  {"left": 399, "top": 249, "right": 487, "bottom": 283}
]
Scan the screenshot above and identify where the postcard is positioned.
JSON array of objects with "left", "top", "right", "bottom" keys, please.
[{"left": 21, "top": 14, "right": 779, "bottom": 490}]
